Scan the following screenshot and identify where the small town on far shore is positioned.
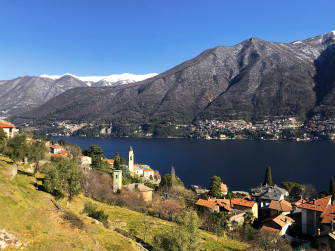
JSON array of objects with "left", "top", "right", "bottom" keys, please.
[
  {"left": 17, "top": 114, "right": 335, "bottom": 141},
  {"left": 1, "top": 119, "right": 335, "bottom": 250}
]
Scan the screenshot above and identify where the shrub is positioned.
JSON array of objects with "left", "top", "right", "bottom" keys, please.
[
  {"left": 83, "top": 202, "right": 109, "bottom": 228},
  {"left": 62, "top": 210, "right": 85, "bottom": 230}
]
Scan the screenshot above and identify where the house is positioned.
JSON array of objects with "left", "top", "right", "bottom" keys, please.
[
  {"left": 261, "top": 214, "right": 295, "bottom": 236},
  {"left": 103, "top": 159, "right": 114, "bottom": 167},
  {"left": 49, "top": 144, "right": 64, "bottom": 154},
  {"left": 251, "top": 185, "right": 289, "bottom": 218},
  {"left": 78, "top": 156, "right": 92, "bottom": 166},
  {"left": 0, "top": 120, "right": 15, "bottom": 138},
  {"left": 221, "top": 183, "right": 228, "bottom": 195},
  {"left": 231, "top": 198, "right": 258, "bottom": 219},
  {"left": 195, "top": 198, "right": 231, "bottom": 213},
  {"left": 133, "top": 165, "right": 143, "bottom": 176},
  {"left": 123, "top": 183, "right": 154, "bottom": 202},
  {"left": 297, "top": 195, "right": 332, "bottom": 235},
  {"left": 143, "top": 168, "right": 155, "bottom": 180},
  {"left": 50, "top": 149, "right": 69, "bottom": 159},
  {"left": 268, "top": 200, "right": 293, "bottom": 216}
]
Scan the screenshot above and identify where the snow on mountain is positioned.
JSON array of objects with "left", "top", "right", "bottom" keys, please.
[{"left": 40, "top": 73, "right": 158, "bottom": 86}]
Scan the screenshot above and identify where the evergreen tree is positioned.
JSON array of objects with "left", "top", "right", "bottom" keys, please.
[
  {"left": 263, "top": 166, "right": 273, "bottom": 186},
  {"left": 209, "top": 176, "right": 222, "bottom": 198},
  {"left": 171, "top": 166, "right": 176, "bottom": 187},
  {"left": 329, "top": 177, "right": 335, "bottom": 201}
]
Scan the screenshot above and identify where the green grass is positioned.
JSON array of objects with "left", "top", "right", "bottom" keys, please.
[
  {"left": 0, "top": 163, "right": 138, "bottom": 251},
  {"left": 0, "top": 162, "right": 249, "bottom": 250}
]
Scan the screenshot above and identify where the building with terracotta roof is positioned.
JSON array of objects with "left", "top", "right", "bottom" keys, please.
[
  {"left": 143, "top": 168, "right": 154, "bottom": 180},
  {"left": 269, "top": 200, "right": 293, "bottom": 216},
  {"left": 231, "top": 198, "right": 258, "bottom": 219},
  {"left": 221, "top": 183, "right": 228, "bottom": 195},
  {"left": 0, "top": 120, "right": 15, "bottom": 138},
  {"left": 297, "top": 196, "right": 332, "bottom": 235},
  {"left": 261, "top": 214, "right": 295, "bottom": 236},
  {"left": 195, "top": 198, "right": 231, "bottom": 213},
  {"left": 103, "top": 159, "right": 114, "bottom": 167},
  {"left": 49, "top": 144, "right": 64, "bottom": 154}
]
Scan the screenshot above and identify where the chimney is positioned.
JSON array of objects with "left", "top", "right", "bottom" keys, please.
[
  {"left": 313, "top": 199, "right": 316, "bottom": 205},
  {"left": 318, "top": 228, "right": 321, "bottom": 235}
]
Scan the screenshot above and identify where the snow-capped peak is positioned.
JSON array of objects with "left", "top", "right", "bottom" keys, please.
[{"left": 40, "top": 73, "right": 158, "bottom": 86}]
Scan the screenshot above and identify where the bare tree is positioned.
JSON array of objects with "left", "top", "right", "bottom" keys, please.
[{"left": 302, "top": 184, "right": 317, "bottom": 200}]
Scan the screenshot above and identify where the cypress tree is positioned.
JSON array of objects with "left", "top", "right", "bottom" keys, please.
[
  {"left": 329, "top": 177, "right": 335, "bottom": 201},
  {"left": 263, "top": 166, "right": 273, "bottom": 186}
]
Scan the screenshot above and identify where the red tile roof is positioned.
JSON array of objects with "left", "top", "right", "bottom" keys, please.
[
  {"left": 195, "top": 198, "right": 231, "bottom": 211},
  {"left": 50, "top": 145, "right": 63, "bottom": 149},
  {"left": 143, "top": 168, "right": 154, "bottom": 172},
  {"left": 269, "top": 200, "right": 292, "bottom": 212},
  {"left": 0, "top": 121, "right": 15, "bottom": 128},
  {"left": 321, "top": 204, "right": 335, "bottom": 224},
  {"left": 297, "top": 196, "right": 331, "bottom": 212},
  {"left": 221, "top": 183, "right": 228, "bottom": 193},
  {"left": 261, "top": 225, "right": 281, "bottom": 233},
  {"left": 231, "top": 198, "right": 256, "bottom": 208},
  {"left": 263, "top": 214, "right": 294, "bottom": 228},
  {"left": 103, "top": 159, "right": 114, "bottom": 163}
]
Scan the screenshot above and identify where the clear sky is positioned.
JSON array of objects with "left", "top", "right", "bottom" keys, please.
[{"left": 0, "top": 0, "right": 334, "bottom": 80}]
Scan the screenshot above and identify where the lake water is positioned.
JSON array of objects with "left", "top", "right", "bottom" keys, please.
[{"left": 54, "top": 136, "right": 335, "bottom": 193}]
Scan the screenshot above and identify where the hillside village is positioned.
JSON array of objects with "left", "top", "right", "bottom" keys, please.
[{"left": 1, "top": 120, "right": 335, "bottom": 250}]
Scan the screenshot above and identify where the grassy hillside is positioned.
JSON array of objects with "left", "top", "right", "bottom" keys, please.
[{"left": 0, "top": 160, "right": 249, "bottom": 250}]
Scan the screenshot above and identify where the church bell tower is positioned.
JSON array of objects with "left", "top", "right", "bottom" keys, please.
[{"left": 128, "top": 146, "right": 134, "bottom": 172}]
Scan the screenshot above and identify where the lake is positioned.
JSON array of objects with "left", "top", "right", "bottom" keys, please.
[{"left": 54, "top": 136, "right": 335, "bottom": 193}]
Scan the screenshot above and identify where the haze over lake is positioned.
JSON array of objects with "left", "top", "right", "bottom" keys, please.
[{"left": 54, "top": 136, "right": 335, "bottom": 193}]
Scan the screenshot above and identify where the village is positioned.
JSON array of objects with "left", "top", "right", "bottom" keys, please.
[{"left": 1, "top": 119, "right": 335, "bottom": 250}]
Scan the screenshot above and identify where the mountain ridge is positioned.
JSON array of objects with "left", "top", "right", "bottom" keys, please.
[{"left": 11, "top": 31, "right": 335, "bottom": 135}]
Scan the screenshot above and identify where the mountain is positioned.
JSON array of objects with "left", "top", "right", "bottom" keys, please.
[
  {"left": 0, "top": 75, "right": 86, "bottom": 116},
  {"left": 40, "top": 73, "right": 158, "bottom": 86},
  {"left": 0, "top": 73, "right": 157, "bottom": 117},
  {"left": 13, "top": 31, "right": 335, "bottom": 133}
]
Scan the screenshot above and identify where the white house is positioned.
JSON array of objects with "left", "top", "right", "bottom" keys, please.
[
  {"left": 0, "top": 120, "right": 15, "bottom": 138},
  {"left": 143, "top": 168, "right": 155, "bottom": 180}
]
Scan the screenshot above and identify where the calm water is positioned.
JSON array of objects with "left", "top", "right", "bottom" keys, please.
[{"left": 54, "top": 136, "right": 335, "bottom": 193}]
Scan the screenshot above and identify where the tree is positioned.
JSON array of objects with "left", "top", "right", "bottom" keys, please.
[
  {"left": 263, "top": 166, "right": 273, "bottom": 186},
  {"left": 0, "top": 127, "right": 7, "bottom": 144},
  {"left": 213, "top": 211, "right": 230, "bottom": 241},
  {"left": 83, "top": 145, "right": 109, "bottom": 170},
  {"left": 329, "top": 177, "right": 335, "bottom": 202},
  {"left": 209, "top": 176, "right": 222, "bottom": 198},
  {"left": 160, "top": 174, "right": 184, "bottom": 188},
  {"left": 171, "top": 166, "right": 176, "bottom": 187},
  {"left": 42, "top": 158, "right": 82, "bottom": 199},
  {"left": 113, "top": 152, "right": 121, "bottom": 168},
  {"left": 243, "top": 211, "right": 254, "bottom": 225},
  {"left": 4, "top": 134, "right": 28, "bottom": 164},
  {"left": 302, "top": 184, "right": 317, "bottom": 200},
  {"left": 153, "top": 210, "right": 200, "bottom": 251},
  {"left": 252, "top": 228, "right": 292, "bottom": 251},
  {"left": 27, "top": 141, "right": 48, "bottom": 173}
]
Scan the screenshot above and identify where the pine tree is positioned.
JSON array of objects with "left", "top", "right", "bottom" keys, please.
[
  {"left": 171, "top": 166, "right": 176, "bottom": 187},
  {"left": 209, "top": 176, "right": 222, "bottom": 198},
  {"left": 329, "top": 177, "right": 335, "bottom": 201},
  {"left": 263, "top": 166, "right": 273, "bottom": 186}
]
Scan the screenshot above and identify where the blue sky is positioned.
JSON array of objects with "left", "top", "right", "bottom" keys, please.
[{"left": 0, "top": 0, "right": 334, "bottom": 80}]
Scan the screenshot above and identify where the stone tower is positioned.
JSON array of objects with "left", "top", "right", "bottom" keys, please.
[
  {"left": 128, "top": 146, "right": 134, "bottom": 173},
  {"left": 113, "top": 169, "right": 122, "bottom": 192}
]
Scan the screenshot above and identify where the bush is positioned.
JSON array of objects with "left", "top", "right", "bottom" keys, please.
[
  {"left": 83, "top": 202, "right": 109, "bottom": 228},
  {"left": 62, "top": 210, "right": 85, "bottom": 230}
]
